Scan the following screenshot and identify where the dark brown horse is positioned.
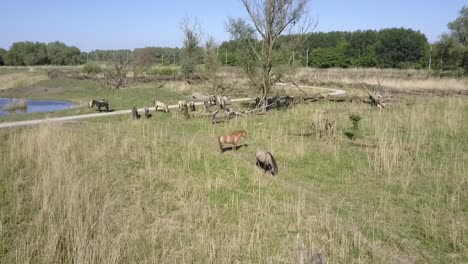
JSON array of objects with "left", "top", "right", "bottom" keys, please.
[
  {"left": 89, "top": 99, "right": 109, "bottom": 112},
  {"left": 144, "top": 107, "right": 152, "bottom": 118},
  {"left": 131, "top": 106, "right": 141, "bottom": 119},
  {"left": 218, "top": 130, "right": 247, "bottom": 153}
]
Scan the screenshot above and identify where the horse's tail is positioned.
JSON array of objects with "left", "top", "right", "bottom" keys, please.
[{"left": 268, "top": 152, "right": 278, "bottom": 176}]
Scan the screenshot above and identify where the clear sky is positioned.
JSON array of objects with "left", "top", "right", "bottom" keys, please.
[{"left": 1, "top": 0, "right": 465, "bottom": 51}]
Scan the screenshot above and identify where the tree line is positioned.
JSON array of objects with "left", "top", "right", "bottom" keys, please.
[
  {"left": 0, "top": 41, "right": 82, "bottom": 66},
  {"left": 0, "top": 5, "right": 466, "bottom": 76},
  {"left": 219, "top": 28, "right": 430, "bottom": 69}
]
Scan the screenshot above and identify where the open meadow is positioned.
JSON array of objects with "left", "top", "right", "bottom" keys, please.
[{"left": 0, "top": 67, "right": 467, "bottom": 263}]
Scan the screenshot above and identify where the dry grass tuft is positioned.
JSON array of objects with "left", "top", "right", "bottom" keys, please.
[
  {"left": 2, "top": 98, "right": 28, "bottom": 112},
  {"left": 0, "top": 72, "right": 48, "bottom": 90}
]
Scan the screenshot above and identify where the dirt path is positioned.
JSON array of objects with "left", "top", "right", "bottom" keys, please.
[{"left": 0, "top": 84, "right": 345, "bottom": 129}]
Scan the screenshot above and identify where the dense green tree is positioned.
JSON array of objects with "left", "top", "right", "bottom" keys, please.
[
  {"left": 47, "top": 41, "right": 82, "bottom": 65},
  {"left": 0, "top": 48, "right": 6, "bottom": 65},
  {"left": 448, "top": 6, "right": 468, "bottom": 46},
  {"left": 432, "top": 6, "right": 468, "bottom": 74},
  {"left": 4, "top": 42, "right": 49, "bottom": 65},
  {"left": 221, "top": 28, "right": 428, "bottom": 69},
  {"left": 433, "top": 34, "right": 465, "bottom": 70},
  {"left": 310, "top": 40, "right": 350, "bottom": 68},
  {"left": 376, "top": 28, "right": 428, "bottom": 68}
]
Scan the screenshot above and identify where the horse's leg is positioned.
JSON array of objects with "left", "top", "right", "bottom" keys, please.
[
  {"left": 219, "top": 142, "right": 223, "bottom": 153},
  {"left": 106, "top": 105, "right": 109, "bottom": 112},
  {"left": 233, "top": 141, "right": 237, "bottom": 152}
]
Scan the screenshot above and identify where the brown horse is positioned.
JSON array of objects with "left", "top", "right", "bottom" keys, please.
[{"left": 218, "top": 130, "right": 247, "bottom": 153}]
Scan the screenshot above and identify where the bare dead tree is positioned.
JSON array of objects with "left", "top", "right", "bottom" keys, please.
[
  {"left": 133, "top": 47, "right": 157, "bottom": 76},
  {"left": 102, "top": 56, "right": 133, "bottom": 89},
  {"left": 226, "top": 0, "right": 314, "bottom": 111},
  {"left": 203, "top": 36, "right": 222, "bottom": 92},
  {"left": 180, "top": 17, "right": 203, "bottom": 80}
]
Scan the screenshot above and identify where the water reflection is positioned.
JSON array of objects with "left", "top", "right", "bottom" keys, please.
[{"left": 0, "top": 98, "right": 76, "bottom": 116}]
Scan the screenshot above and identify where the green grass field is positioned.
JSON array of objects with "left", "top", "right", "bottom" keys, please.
[{"left": 0, "top": 68, "right": 467, "bottom": 263}]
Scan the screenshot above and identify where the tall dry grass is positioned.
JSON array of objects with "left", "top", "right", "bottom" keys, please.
[
  {"left": 294, "top": 68, "right": 468, "bottom": 92},
  {"left": 2, "top": 98, "right": 28, "bottom": 112},
  {"left": 1, "top": 95, "right": 467, "bottom": 263},
  {"left": 0, "top": 72, "right": 48, "bottom": 90}
]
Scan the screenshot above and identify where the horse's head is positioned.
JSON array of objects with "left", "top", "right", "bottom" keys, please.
[{"left": 240, "top": 130, "right": 247, "bottom": 138}]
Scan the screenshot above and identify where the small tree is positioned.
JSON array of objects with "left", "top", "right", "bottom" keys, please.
[
  {"left": 203, "top": 36, "right": 222, "bottom": 92},
  {"left": 180, "top": 17, "right": 203, "bottom": 80},
  {"left": 103, "top": 55, "right": 133, "bottom": 89},
  {"left": 432, "top": 6, "right": 468, "bottom": 73},
  {"left": 133, "top": 47, "right": 157, "bottom": 76},
  {"left": 226, "top": 0, "right": 313, "bottom": 110}
]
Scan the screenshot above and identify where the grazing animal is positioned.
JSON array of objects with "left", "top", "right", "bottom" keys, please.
[
  {"left": 131, "top": 106, "right": 141, "bottom": 119},
  {"left": 211, "top": 108, "right": 235, "bottom": 124},
  {"left": 219, "top": 98, "right": 226, "bottom": 109},
  {"left": 256, "top": 150, "right": 278, "bottom": 176},
  {"left": 254, "top": 97, "right": 277, "bottom": 109},
  {"left": 222, "top": 96, "right": 231, "bottom": 105},
  {"left": 178, "top": 100, "right": 188, "bottom": 110},
  {"left": 203, "top": 101, "right": 210, "bottom": 112},
  {"left": 188, "top": 101, "right": 196, "bottom": 112},
  {"left": 276, "top": 95, "right": 294, "bottom": 108},
  {"left": 89, "top": 99, "right": 109, "bottom": 112},
  {"left": 209, "top": 95, "right": 217, "bottom": 106},
  {"left": 144, "top": 107, "right": 152, "bottom": 118},
  {"left": 153, "top": 100, "right": 169, "bottom": 112},
  {"left": 218, "top": 130, "right": 247, "bottom": 153}
]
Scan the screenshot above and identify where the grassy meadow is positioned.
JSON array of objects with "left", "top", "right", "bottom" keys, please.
[{"left": 0, "top": 67, "right": 467, "bottom": 263}]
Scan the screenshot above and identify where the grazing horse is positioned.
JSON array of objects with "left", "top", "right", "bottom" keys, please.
[
  {"left": 212, "top": 108, "right": 235, "bottom": 124},
  {"left": 276, "top": 95, "right": 294, "bottom": 108},
  {"left": 222, "top": 96, "right": 231, "bottom": 105},
  {"left": 89, "top": 99, "right": 109, "bottom": 112},
  {"left": 209, "top": 96, "right": 217, "bottom": 106},
  {"left": 153, "top": 100, "right": 169, "bottom": 112},
  {"left": 144, "top": 107, "right": 152, "bottom": 118},
  {"left": 178, "top": 100, "right": 188, "bottom": 110},
  {"left": 218, "top": 130, "right": 247, "bottom": 153},
  {"left": 256, "top": 150, "right": 278, "bottom": 176},
  {"left": 131, "top": 106, "right": 141, "bottom": 119},
  {"left": 203, "top": 101, "right": 210, "bottom": 112},
  {"left": 188, "top": 101, "right": 196, "bottom": 112}
]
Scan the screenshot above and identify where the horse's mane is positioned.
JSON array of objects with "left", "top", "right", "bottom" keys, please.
[
  {"left": 232, "top": 130, "right": 246, "bottom": 136},
  {"left": 268, "top": 152, "right": 278, "bottom": 176}
]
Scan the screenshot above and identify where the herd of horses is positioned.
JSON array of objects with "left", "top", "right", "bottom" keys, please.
[{"left": 89, "top": 95, "right": 279, "bottom": 176}]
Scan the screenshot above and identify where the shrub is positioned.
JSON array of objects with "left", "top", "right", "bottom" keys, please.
[
  {"left": 345, "top": 113, "right": 363, "bottom": 141},
  {"left": 146, "top": 67, "right": 178, "bottom": 76},
  {"left": 82, "top": 62, "right": 102, "bottom": 75}
]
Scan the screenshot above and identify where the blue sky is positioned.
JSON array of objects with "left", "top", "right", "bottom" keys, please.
[{"left": 1, "top": 0, "right": 465, "bottom": 51}]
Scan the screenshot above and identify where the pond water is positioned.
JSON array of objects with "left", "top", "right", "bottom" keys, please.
[{"left": 0, "top": 98, "right": 76, "bottom": 116}]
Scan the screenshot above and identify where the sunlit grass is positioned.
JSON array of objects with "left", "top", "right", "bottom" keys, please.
[{"left": 1, "top": 96, "right": 466, "bottom": 263}]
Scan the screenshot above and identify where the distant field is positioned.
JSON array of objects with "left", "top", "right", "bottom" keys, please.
[{"left": 295, "top": 68, "right": 468, "bottom": 93}]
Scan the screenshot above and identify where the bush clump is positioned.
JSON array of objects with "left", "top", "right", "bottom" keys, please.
[
  {"left": 82, "top": 62, "right": 102, "bottom": 75},
  {"left": 146, "top": 67, "right": 178, "bottom": 76}
]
